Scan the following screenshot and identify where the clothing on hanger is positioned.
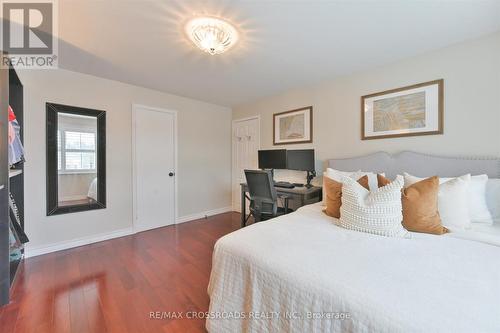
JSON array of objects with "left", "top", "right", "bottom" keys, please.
[
  {"left": 8, "top": 105, "right": 25, "bottom": 166},
  {"left": 9, "top": 217, "right": 23, "bottom": 261},
  {"left": 8, "top": 122, "right": 15, "bottom": 144},
  {"left": 9, "top": 193, "right": 28, "bottom": 243}
]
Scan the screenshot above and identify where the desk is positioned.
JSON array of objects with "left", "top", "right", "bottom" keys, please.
[{"left": 240, "top": 183, "right": 322, "bottom": 227}]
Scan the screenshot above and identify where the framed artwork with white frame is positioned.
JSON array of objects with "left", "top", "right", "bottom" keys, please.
[
  {"left": 361, "top": 80, "right": 444, "bottom": 140},
  {"left": 273, "top": 106, "right": 313, "bottom": 145}
]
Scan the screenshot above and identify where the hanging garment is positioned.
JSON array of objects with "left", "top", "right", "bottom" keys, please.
[
  {"left": 9, "top": 217, "right": 23, "bottom": 261},
  {"left": 8, "top": 105, "right": 15, "bottom": 121},
  {"left": 9, "top": 193, "right": 28, "bottom": 243},
  {"left": 8, "top": 105, "right": 26, "bottom": 166},
  {"left": 8, "top": 122, "right": 15, "bottom": 144}
]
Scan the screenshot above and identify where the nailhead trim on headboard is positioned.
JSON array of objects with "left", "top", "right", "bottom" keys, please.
[{"left": 328, "top": 151, "right": 500, "bottom": 179}]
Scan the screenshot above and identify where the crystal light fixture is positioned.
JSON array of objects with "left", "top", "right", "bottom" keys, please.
[{"left": 185, "top": 17, "right": 238, "bottom": 55}]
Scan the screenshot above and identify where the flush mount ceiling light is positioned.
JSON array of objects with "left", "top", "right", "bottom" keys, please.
[{"left": 185, "top": 17, "right": 238, "bottom": 55}]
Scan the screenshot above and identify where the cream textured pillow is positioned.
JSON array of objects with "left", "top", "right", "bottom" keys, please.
[
  {"left": 338, "top": 175, "right": 407, "bottom": 237},
  {"left": 323, "top": 175, "right": 369, "bottom": 218},
  {"left": 404, "top": 173, "right": 471, "bottom": 230}
]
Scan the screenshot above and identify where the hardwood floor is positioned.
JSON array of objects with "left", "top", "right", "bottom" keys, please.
[{"left": 0, "top": 212, "right": 242, "bottom": 333}]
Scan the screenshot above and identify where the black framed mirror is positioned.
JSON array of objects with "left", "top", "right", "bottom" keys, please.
[{"left": 46, "top": 103, "right": 106, "bottom": 215}]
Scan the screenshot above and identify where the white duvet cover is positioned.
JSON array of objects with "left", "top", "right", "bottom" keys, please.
[{"left": 207, "top": 203, "right": 500, "bottom": 333}]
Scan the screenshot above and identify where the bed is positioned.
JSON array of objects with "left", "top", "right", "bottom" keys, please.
[
  {"left": 207, "top": 151, "right": 500, "bottom": 333},
  {"left": 87, "top": 177, "right": 98, "bottom": 201}
]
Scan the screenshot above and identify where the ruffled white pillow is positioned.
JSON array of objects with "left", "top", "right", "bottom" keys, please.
[{"left": 338, "top": 175, "right": 407, "bottom": 237}]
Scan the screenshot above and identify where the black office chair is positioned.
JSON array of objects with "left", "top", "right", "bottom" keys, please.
[{"left": 244, "top": 169, "right": 291, "bottom": 224}]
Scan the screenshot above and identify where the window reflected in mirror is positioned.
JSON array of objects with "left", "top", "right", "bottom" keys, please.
[{"left": 57, "top": 113, "right": 98, "bottom": 207}]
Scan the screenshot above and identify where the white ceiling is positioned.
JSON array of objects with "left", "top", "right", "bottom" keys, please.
[{"left": 57, "top": 0, "right": 500, "bottom": 107}]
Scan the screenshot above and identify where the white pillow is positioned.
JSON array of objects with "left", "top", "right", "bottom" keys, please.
[
  {"left": 486, "top": 179, "right": 500, "bottom": 223},
  {"left": 324, "top": 168, "right": 382, "bottom": 189},
  {"left": 404, "top": 173, "right": 471, "bottom": 230},
  {"left": 440, "top": 175, "right": 493, "bottom": 224},
  {"left": 338, "top": 175, "right": 407, "bottom": 237},
  {"left": 324, "top": 168, "right": 362, "bottom": 182}
]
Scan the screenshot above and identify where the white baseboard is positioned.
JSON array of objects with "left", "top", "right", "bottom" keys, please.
[
  {"left": 25, "top": 227, "right": 134, "bottom": 258},
  {"left": 25, "top": 206, "right": 234, "bottom": 258},
  {"left": 232, "top": 202, "right": 241, "bottom": 213},
  {"left": 176, "top": 206, "right": 233, "bottom": 224}
]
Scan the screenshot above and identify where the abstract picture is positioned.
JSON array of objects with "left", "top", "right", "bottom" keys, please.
[
  {"left": 362, "top": 80, "right": 443, "bottom": 140},
  {"left": 274, "top": 106, "right": 312, "bottom": 145},
  {"left": 373, "top": 92, "right": 426, "bottom": 132},
  {"left": 279, "top": 113, "right": 305, "bottom": 140}
]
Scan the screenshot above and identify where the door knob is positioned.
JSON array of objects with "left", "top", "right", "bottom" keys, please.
[{"left": 169, "top": 172, "right": 175, "bottom": 177}]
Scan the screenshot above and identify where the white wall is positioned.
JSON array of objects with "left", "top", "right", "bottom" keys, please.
[
  {"left": 18, "top": 68, "right": 232, "bottom": 253},
  {"left": 233, "top": 31, "right": 500, "bottom": 183}
]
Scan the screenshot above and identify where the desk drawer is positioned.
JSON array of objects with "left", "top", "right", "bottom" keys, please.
[{"left": 279, "top": 190, "right": 321, "bottom": 211}]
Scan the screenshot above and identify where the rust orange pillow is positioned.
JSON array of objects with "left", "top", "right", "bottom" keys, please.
[
  {"left": 324, "top": 175, "right": 369, "bottom": 218},
  {"left": 377, "top": 174, "right": 447, "bottom": 235},
  {"left": 402, "top": 176, "right": 448, "bottom": 235},
  {"left": 377, "top": 174, "right": 392, "bottom": 188}
]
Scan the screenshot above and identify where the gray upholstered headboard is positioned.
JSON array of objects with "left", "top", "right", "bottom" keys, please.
[{"left": 328, "top": 151, "right": 500, "bottom": 179}]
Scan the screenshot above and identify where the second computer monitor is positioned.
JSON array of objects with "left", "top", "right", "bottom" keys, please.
[
  {"left": 258, "top": 149, "right": 287, "bottom": 169},
  {"left": 286, "top": 149, "right": 315, "bottom": 172}
]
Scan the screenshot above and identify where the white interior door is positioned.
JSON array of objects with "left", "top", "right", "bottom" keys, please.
[
  {"left": 232, "top": 117, "right": 260, "bottom": 212},
  {"left": 133, "top": 105, "right": 176, "bottom": 232}
]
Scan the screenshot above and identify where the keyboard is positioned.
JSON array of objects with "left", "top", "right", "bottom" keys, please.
[{"left": 274, "top": 181, "right": 295, "bottom": 189}]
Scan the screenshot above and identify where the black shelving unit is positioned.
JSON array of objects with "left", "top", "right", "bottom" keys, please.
[
  {"left": 0, "top": 56, "right": 9, "bottom": 306},
  {"left": 0, "top": 62, "right": 24, "bottom": 307},
  {"left": 8, "top": 67, "right": 24, "bottom": 286}
]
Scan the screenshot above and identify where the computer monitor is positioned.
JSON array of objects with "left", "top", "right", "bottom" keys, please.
[
  {"left": 258, "top": 149, "right": 287, "bottom": 170},
  {"left": 286, "top": 149, "right": 315, "bottom": 172}
]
